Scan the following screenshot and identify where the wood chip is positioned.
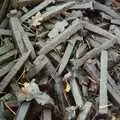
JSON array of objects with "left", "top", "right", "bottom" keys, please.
[
  {"left": 99, "top": 51, "right": 108, "bottom": 115},
  {"left": 78, "top": 102, "right": 93, "bottom": 120},
  {"left": 10, "top": 17, "right": 26, "bottom": 54},
  {"left": 0, "top": 50, "right": 17, "bottom": 65},
  {"left": 70, "top": 1, "right": 93, "bottom": 10},
  {"left": 20, "top": 0, "right": 54, "bottom": 22},
  {"left": 42, "top": 109, "right": 52, "bottom": 120},
  {"left": 34, "top": 19, "right": 83, "bottom": 64},
  {"left": 15, "top": 102, "right": 30, "bottom": 120},
  {"left": 58, "top": 35, "right": 78, "bottom": 74},
  {"left": 76, "top": 39, "right": 116, "bottom": 67},
  {"left": 0, "top": 42, "right": 14, "bottom": 56},
  {"left": 48, "top": 20, "right": 68, "bottom": 39},
  {"left": 32, "top": 1, "right": 75, "bottom": 23},
  {"left": 71, "top": 63, "right": 84, "bottom": 108},
  {"left": 81, "top": 20, "right": 117, "bottom": 40},
  {"left": 10, "top": 17, "right": 36, "bottom": 60},
  {"left": 0, "top": 60, "right": 17, "bottom": 79},
  {"left": 27, "top": 55, "right": 48, "bottom": 80},
  {"left": 94, "top": 1, "right": 120, "bottom": 19}
]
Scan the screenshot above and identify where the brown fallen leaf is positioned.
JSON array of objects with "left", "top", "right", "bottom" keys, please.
[
  {"left": 31, "top": 12, "right": 42, "bottom": 27},
  {"left": 18, "top": 79, "right": 54, "bottom": 105},
  {"left": 21, "top": 82, "right": 30, "bottom": 95}
]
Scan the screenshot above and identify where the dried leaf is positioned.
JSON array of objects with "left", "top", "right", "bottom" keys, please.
[
  {"left": 64, "top": 81, "right": 71, "bottom": 93},
  {"left": 0, "top": 102, "right": 6, "bottom": 120},
  {"left": 66, "top": 106, "right": 78, "bottom": 120},
  {"left": 63, "top": 72, "right": 72, "bottom": 81},
  {"left": 112, "top": 115, "right": 116, "bottom": 120},
  {"left": 21, "top": 83, "right": 29, "bottom": 95},
  {"left": 18, "top": 80, "right": 54, "bottom": 105},
  {"left": 31, "top": 12, "right": 42, "bottom": 27}
]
